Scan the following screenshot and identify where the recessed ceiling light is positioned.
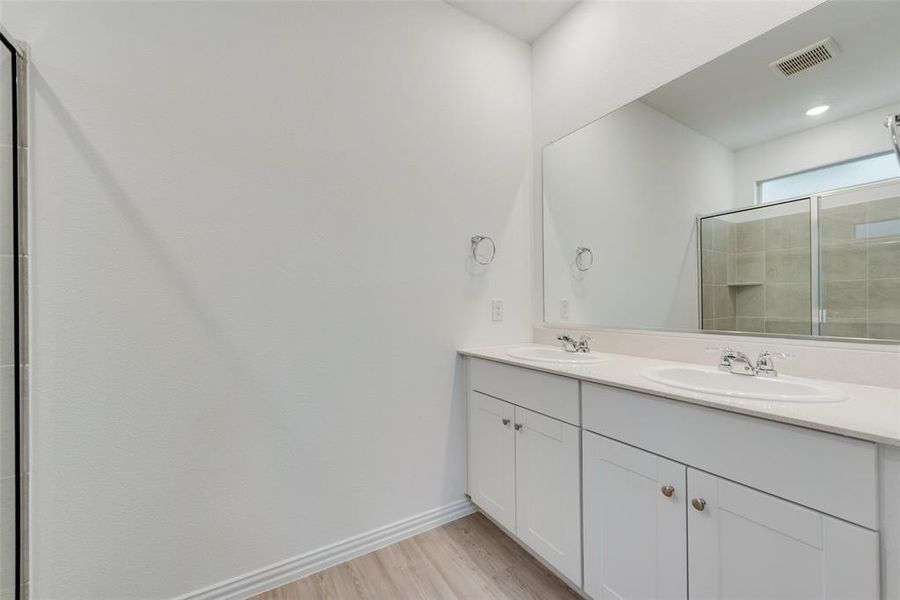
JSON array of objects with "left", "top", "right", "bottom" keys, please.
[{"left": 806, "top": 105, "right": 830, "bottom": 116}]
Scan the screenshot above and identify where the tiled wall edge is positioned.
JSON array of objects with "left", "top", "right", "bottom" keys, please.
[{"left": 534, "top": 326, "right": 900, "bottom": 389}]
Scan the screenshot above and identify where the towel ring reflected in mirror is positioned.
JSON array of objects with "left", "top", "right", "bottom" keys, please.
[
  {"left": 471, "top": 235, "right": 496, "bottom": 265},
  {"left": 575, "top": 246, "right": 593, "bottom": 272}
]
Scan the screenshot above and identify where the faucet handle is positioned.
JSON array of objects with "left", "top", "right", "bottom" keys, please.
[
  {"left": 756, "top": 349, "right": 791, "bottom": 376},
  {"left": 557, "top": 334, "right": 577, "bottom": 352},
  {"left": 576, "top": 335, "right": 592, "bottom": 353},
  {"left": 707, "top": 346, "right": 735, "bottom": 371},
  {"left": 758, "top": 349, "right": 791, "bottom": 364}
]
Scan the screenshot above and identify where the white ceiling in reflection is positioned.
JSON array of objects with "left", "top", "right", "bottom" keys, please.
[{"left": 642, "top": 0, "right": 900, "bottom": 150}]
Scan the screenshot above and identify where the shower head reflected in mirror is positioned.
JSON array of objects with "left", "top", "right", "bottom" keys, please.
[{"left": 887, "top": 114, "right": 900, "bottom": 166}]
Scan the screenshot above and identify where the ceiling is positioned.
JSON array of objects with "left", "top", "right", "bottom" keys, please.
[
  {"left": 641, "top": 0, "right": 900, "bottom": 150},
  {"left": 446, "top": 0, "right": 580, "bottom": 43}
]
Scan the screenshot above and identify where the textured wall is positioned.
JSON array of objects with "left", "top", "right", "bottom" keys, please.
[{"left": 3, "top": 2, "right": 533, "bottom": 597}]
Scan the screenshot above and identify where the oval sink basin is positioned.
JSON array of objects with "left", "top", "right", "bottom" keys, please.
[
  {"left": 506, "top": 346, "right": 611, "bottom": 365},
  {"left": 641, "top": 365, "right": 848, "bottom": 403}
]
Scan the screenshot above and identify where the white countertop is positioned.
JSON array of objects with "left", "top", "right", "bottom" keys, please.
[{"left": 459, "top": 344, "right": 900, "bottom": 447}]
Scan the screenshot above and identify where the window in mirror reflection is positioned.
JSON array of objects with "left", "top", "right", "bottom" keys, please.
[{"left": 759, "top": 152, "right": 900, "bottom": 204}]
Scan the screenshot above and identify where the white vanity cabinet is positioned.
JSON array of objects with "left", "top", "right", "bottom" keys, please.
[
  {"left": 583, "top": 433, "right": 687, "bottom": 600},
  {"left": 465, "top": 356, "right": 886, "bottom": 600},
  {"left": 466, "top": 359, "right": 582, "bottom": 586},
  {"left": 468, "top": 391, "right": 516, "bottom": 532},
  {"left": 514, "top": 407, "right": 581, "bottom": 584},
  {"left": 688, "top": 469, "right": 879, "bottom": 600},
  {"left": 584, "top": 431, "right": 879, "bottom": 600},
  {"left": 582, "top": 381, "right": 881, "bottom": 600}
]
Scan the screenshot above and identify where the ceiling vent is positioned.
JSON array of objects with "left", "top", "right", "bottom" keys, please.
[{"left": 769, "top": 38, "right": 840, "bottom": 78}]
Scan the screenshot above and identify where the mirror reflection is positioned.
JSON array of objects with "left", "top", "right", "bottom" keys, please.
[
  {"left": 700, "top": 200, "right": 812, "bottom": 335},
  {"left": 543, "top": 0, "right": 900, "bottom": 341}
]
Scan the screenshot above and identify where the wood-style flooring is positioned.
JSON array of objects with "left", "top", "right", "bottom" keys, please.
[{"left": 251, "top": 512, "right": 581, "bottom": 600}]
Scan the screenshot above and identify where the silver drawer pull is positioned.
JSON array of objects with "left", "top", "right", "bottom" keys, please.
[
  {"left": 692, "top": 498, "right": 707, "bottom": 511},
  {"left": 661, "top": 485, "right": 675, "bottom": 498}
]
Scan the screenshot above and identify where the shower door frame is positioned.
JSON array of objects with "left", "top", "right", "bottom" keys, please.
[
  {"left": 809, "top": 195, "right": 821, "bottom": 337},
  {"left": 696, "top": 195, "right": 816, "bottom": 338},
  {"left": 697, "top": 176, "right": 900, "bottom": 343},
  {"left": 0, "top": 25, "right": 25, "bottom": 600}
]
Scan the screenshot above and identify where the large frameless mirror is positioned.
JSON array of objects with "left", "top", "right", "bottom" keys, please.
[{"left": 542, "top": 0, "right": 900, "bottom": 342}]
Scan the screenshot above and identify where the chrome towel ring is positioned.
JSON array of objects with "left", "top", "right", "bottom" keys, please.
[
  {"left": 471, "top": 235, "right": 496, "bottom": 265},
  {"left": 575, "top": 246, "right": 593, "bottom": 272}
]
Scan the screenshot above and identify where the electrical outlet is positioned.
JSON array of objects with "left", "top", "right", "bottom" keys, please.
[
  {"left": 492, "top": 299, "right": 504, "bottom": 322},
  {"left": 560, "top": 299, "right": 570, "bottom": 320}
]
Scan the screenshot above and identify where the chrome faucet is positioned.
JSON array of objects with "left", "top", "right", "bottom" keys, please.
[
  {"left": 715, "top": 347, "right": 757, "bottom": 376},
  {"left": 755, "top": 350, "right": 790, "bottom": 377},
  {"left": 711, "top": 347, "right": 791, "bottom": 377},
  {"left": 558, "top": 334, "right": 592, "bottom": 353}
]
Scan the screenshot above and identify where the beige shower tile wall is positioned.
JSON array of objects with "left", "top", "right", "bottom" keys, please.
[
  {"left": 700, "top": 219, "right": 735, "bottom": 331},
  {"left": 821, "top": 196, "right": 900, "bottom": 340},
  {"left": 702, "top": 211, "right": 812, "bottom": 335},
  {"left": 761, "top": 212, "right": 811, "bottom": 335}
]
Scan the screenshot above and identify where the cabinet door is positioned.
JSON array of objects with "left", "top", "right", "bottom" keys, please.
[
  {"left": 468, "top": 391, "right": 516, "bottom": 532},
  {"left": 688, "top": 468, "right": 879, "bottom": 600},
  {"left": 583, "top": 433, "right": 687, "bottom": 600},
  {"left": 515, "top": 406, "right": 582, "bottom": 585}
]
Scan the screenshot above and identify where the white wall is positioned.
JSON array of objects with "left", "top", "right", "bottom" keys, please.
[
  {"left": 2, "top": 2, "right": 533, "bottom": 598},
  {"left": 543, "top": 100, "right": 734, "bottom": 329},
  {"left": 531, "top": 0, "right": 824, "bottom": 324},
  {"left": 734, "top": 102, "right": 900, "bottom": 206}
]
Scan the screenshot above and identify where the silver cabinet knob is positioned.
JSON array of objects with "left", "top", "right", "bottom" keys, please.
[
  {"left": 660, "top": 485, "right": 675, "bottom": 497},
  {"left": 692, "top": 498, "right": 707, "bottom": 511},
  {"left": 514, "top": 423, "right": 523, "bottom": 431},
  {"left": 502, "top": 418, "right": 510, "bottom": 426}
]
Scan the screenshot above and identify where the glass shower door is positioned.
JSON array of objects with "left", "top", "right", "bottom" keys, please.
[
  {"left": 700, "top": 199, "right": 812, "bottom": 336},
  {"left": 700, "top": 178, "right": 900, "bottom": 341},
  {"left": 819, "top": 179, "right": 900, "bottom": 340}
]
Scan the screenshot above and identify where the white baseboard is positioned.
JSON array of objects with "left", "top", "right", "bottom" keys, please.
[{"left": 175, "top": 498, "right": 475, "bottom": 600}]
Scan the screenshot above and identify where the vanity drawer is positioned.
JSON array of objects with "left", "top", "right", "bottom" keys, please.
[
  {"left": 582, "top": 382, "right": 878, "bottom": 529},
  {"left": 468, "top": 358, "right": 579, "bottom": 425}
]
